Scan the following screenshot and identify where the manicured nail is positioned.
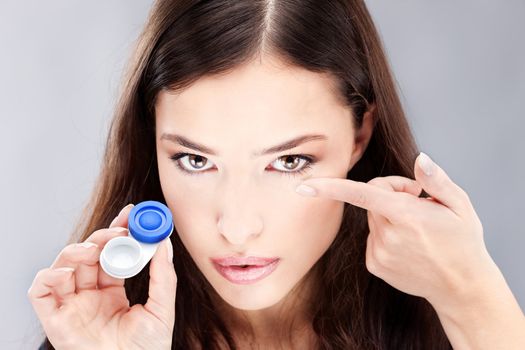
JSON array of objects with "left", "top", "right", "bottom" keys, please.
[
  {"left": 418, "top": 152, "right": 435, "bottom": 176},
  {"left": 295, "top": 184, "right": 317, "bottom": 196},
  {"left": 166, "top": 239, "right": 173, "bottom": 262},
  {"left": 77, "top": 242, "right": 98, "bottom": 249}
]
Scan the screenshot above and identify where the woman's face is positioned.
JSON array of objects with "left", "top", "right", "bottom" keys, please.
[{"left": 155, "top": 58, "right": 368, "bottom": 311}]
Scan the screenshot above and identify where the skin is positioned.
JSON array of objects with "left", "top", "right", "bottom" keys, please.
[
  {"left": 154, "top": 56, "right": 375, "bottom": 347},
  {"left": 27, "top": 203, "right": 177, "bottom": 350},
  {"left": 27, "top": 55, "right": 374, "bottom": 349},
  {"left": 298, "top": 150, "right": 525, "bottom": 348},
  {"left": 28, "top": 54, "right": 524, "bottom": 348}
]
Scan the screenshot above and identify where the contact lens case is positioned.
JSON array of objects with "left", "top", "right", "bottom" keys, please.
[{"left": 100, "top": 200, "right": 174, "bottom": 279}]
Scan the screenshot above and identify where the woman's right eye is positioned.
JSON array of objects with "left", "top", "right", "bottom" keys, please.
[{"left": 169, "top": 153, "right": 215, "bottom": 176}]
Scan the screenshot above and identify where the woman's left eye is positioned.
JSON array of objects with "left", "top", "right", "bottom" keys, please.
[
  {"left": 268, "top": 154, "right": 315, "bottom": 176},
  {"left": 169, "top": 152, "right": 316, "bottom": 177}
]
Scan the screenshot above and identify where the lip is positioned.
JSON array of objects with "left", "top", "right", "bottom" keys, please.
[
  {"left": 210, "top": 256, "right": 279, "bottom": 267},
  {"left": 211, "top": 256, "right": 280, "bottom": 285}
]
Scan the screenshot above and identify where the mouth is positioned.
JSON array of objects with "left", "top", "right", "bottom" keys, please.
[{"left": 210, "top": 256, "right": 280, "bottom": 284}]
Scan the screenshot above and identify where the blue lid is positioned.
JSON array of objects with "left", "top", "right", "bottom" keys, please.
[{"left": 128, "top": 200, "right": 173, "bottom": 243}]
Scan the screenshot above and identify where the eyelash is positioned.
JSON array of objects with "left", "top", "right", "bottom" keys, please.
[{"left": 169, "top": 152, "right": 316, "bottom": 177}]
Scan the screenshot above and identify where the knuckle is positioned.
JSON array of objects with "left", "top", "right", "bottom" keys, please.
[
  {"left": 373, "top": 245, "right": 389, "bottom": 267},
  {"left": 55, "top": 244, "right": 80, "bottom": 261},
  {"left": 34, "top": 267, "right": 51, "bottom": 281},
  {"left": 91, "top": 227, "right": 117, "bottom": 238},
  {"left": 91, "top": 227, "right": 110, "bottom": 237},
  {"left": 63, "top": 243, "right": 80, "bottom": 253},
  {"left": 380, "top": 229, "right": 398, "bottom": 247},
  {"left": 367, "top": 177, "right": 382, "bottom": 186},
  {"left": 82, "top": 226, "right": 127, "bottom": 246},
  {"left": 367, "top": 177, "right": 389, "bottom": 191},
  {"left": 354, "top": 191, "right": 368, "bottom": 208},
  {"left": 27, "top": 268, "right": 50, "bottom": 298}
]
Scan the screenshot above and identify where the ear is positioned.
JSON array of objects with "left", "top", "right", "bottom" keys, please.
[{"left": 348, "top": 103, "right": 376, "bottom": 171}]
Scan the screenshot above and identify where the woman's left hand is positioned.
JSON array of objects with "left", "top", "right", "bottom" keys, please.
[{"left": 295, "top": 152, "right": 496, "bottom": 310}]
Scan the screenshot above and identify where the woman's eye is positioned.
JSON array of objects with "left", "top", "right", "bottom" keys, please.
[
  {"left": 268, "top": 155, "right": 315, "bottom": 176},
  {"left": 169, "top": 153, "right": 316, "bottom": 177},
  {"left": 170, "top": 153, "right": 214, "bottom": 175}
]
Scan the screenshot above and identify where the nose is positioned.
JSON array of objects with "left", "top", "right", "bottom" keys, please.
[
  {"left": 218, "top": 215, "right": 263, "bottom": 246},
  {"left": 216, "top": 179, "right": 264, "bottom": 246}
]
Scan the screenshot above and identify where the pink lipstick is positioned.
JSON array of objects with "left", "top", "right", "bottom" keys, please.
[{"left": 211, "top": 256, "right": 280, "bottom": 285}]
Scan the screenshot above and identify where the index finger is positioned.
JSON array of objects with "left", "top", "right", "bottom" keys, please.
[
  {"left": 82, "top": 203, "right": 134, "bottom": 246},
  {"left": 298, "top": 177, "right": 412, "bottom": 222},
  {"left": 84, "top": 226, "right": 129, "bottom": 247}
]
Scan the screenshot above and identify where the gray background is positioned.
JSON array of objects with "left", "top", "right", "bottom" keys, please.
[{"left": 1, "top": 1, "right": 523, "bottom": 348}]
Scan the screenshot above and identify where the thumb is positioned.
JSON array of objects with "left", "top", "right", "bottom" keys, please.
[
  {"left": 144, "top": 237, "right": 177, "bottom": 329},
  {"left": 414, "top": 151, "right": 472, "bottom": 216}
]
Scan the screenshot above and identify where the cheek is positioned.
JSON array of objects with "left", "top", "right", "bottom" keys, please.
[
  {"left": 269, "top": 194, "right": 345, "bottom": 259},
  {"left": 158, "top": 162, "right": 213, "bottom": 252},
  {"left": 169, "top": 195, "right": 210, "bottom": 246}
]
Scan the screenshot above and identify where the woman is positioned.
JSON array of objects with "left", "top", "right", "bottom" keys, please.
[{"left": 28, "top": 0, "right": 525, "bottom": 349}]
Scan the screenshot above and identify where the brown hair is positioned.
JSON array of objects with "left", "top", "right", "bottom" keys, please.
[{"left": 40, "top": 0, "right": 451, "bottom": 348}]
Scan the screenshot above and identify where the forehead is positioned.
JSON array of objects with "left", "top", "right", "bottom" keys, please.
[{"left": 154, "top": 58, "right": 353, "bottom": 143}]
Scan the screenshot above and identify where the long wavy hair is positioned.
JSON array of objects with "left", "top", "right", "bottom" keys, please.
[{"left": 40, "top": 0, "right": 452, "bottom": 348}]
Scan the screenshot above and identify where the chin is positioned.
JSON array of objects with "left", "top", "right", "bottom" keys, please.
[
  {"left": 220, "top": 289, "right": 286, "bottom": 311},
  {"left": 209, "top": 278, "right": 291, "bottom": 311}
]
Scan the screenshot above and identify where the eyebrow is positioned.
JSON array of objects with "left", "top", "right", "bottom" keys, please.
[{"left": 160, "top": 132, "right": 327, "bottom": 157}]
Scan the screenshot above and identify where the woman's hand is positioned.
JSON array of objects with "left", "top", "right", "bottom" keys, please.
[
  {"left": 27, "top": 204, "right": 177, "bottom": 350},
  {"left": 295, "top": 151, "right": 525, "bottom": 349},
  {"left": 295, "top": 152, "right": 496, "bottom": 310}
]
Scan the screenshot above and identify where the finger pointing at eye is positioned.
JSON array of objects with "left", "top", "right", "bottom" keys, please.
[{"left": 295, "top": 177, "right": 413, "bottom": 223}]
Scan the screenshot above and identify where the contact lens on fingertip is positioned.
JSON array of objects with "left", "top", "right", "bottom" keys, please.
[{"left": 100, "top": 200, "right": 174, "bottom": 279}]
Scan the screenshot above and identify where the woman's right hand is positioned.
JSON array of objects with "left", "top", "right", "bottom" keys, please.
[{"left": 27, "top": 204, "right": 177, "bottom": 350}]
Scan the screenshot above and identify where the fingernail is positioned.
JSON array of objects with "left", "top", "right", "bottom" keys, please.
[
  {"left": 166, "top": 238, "right": 173, "bottom": 263},
  {"left": 77, "top": 242, "right": 98, "bottom": 249},
  {"left": 54, "top": 267, "right": 74, "bottom": 273},
  {"left": 295, "top": 184, "right": 317, "bottom": 196},
  {"left": 418, "top": 152, "right": 435, "bottom": 176}
]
